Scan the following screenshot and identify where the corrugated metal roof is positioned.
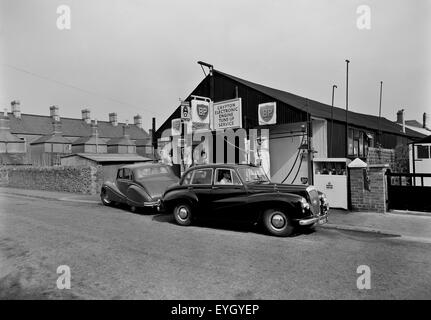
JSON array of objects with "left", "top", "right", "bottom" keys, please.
[
  {"left": 61, "top": 153, "right": 152, "bottom": 163},
  {"left": 214, "top": 70, "right": 425, "bottom": 138},
  {"left": 9, "top": 113, "right": 149, "bottom": 140}
]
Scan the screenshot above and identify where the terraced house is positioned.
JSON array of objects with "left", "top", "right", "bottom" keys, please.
[{"left": 0, "top": 100, "right": 153, "bottom": 166}]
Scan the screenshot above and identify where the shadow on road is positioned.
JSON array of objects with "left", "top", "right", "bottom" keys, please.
[{"left": 151, "top": 213, "right": 316, "bottom": 238}]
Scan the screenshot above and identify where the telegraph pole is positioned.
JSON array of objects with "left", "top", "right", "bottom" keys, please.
[
  {"left": 378, "top": 81, "right": 383, "bottom": 146},
  {"left": 345, "top": 59, "right": 350, "bottom": 157},
  {"left": 331, "top": 84, "right": 337, "bottom": 157}
]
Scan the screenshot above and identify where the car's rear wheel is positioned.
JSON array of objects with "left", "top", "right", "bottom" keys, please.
[
  {"left": 100, "top": 188, "right": 112, "bottom": 206},
  {"left": 262, "top": 208, "right": 294, "bottom": 237},
  {"left": 173, "top": 203, "right": 192, "bottom": 226}
]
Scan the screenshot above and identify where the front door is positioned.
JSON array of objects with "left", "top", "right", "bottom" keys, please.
[
  {"left": 210, "top": 168, "right": 248, "bottom": 222},
  {"left": 188, "top": 168, "right": 214, "bottom": 216},
  {"left": 117, "top": 168, "right": 132, "bottom": 197}
]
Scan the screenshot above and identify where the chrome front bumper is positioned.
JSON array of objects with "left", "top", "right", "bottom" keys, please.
[
  {"left": 144, "top": 199, "right": 161, "bottom": 207},
  {"left": 298, "top": 213, "right": 328, "bottom": 226}
]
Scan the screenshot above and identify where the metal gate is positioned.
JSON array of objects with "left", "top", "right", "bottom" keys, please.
[{"left": 386, "top": 171, "right": 431, "bottom": 212}]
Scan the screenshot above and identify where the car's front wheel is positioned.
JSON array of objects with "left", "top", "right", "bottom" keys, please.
[
  {"left": 100, "top": 188, "right": 112, "bottom": 206},
  {"left": 262, "top": 208, "right": 294, "bottom": 237},
  {"left": 173, "top": 203, "right": 193, "bottom": 226}
]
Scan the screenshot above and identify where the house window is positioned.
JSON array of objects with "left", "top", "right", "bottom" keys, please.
[
  {"left": 417, "top": 145, "right": 430, "bottom": 159},
  {"left": 348, "top": 128, "right": 354, "bottom": 156},
  {"left": 348, "top": 128, "right": 368, "bottom": 158}
]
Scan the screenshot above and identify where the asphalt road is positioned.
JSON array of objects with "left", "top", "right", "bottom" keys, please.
[{"left": 0, "top": 193, "right": 430, "bottom": 299}]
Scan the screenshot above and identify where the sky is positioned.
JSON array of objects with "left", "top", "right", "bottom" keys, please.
[{"left": 0, "top": 0, "right": 430, "bottom": 131}]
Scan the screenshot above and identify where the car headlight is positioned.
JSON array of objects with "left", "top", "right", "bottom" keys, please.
[
  {"left": 319, "top": 193, "right": 328, "bottom": 204},
  {"left": 300, "top": 197, "right": 310, "bottom": 211}
]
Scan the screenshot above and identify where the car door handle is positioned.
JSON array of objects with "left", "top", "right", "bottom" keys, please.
[
  {"left": 188, "top": 186, "right": 193, "bottom": 190},
  {"left": 212, "top": 186, "right": 219, "bottom": 190}
]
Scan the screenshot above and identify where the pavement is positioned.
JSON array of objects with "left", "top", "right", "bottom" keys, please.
[{"left": 1, "top": 186, "right": 430, "bottom": 243}]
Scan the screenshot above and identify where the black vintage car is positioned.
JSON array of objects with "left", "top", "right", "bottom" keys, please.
[
  {"left": 161, "top": 164, "right": 329, "bottom": 237},
  {"left": 100, "top": 163, "right": 179, "bottom": 212}
]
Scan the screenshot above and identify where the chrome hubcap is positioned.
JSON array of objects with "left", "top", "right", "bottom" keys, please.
[
  {"left": 178, "top": 207, "right": 189, "bottom": 220},
  {"left": 271, "top": 213, "right": 285, "bottom": 229}
]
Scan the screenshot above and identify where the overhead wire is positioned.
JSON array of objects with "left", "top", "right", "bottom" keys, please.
[{"left": 1, "top": 63, "right": 166, "bottom": 117}]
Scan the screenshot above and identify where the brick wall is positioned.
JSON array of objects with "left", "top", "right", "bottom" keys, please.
[
  {"left": 0, "top": 165, "right": 103, "bottom": 195},
  {"left": 367, "top": 147, "right": 395, "bottom": 169},
  {"left": 349, "top": 164, "right": 389, "bottom": 213}
]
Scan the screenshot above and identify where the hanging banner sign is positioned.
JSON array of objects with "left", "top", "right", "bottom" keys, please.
[
  {"left": 258, "top": 102, "right": 277, "bottom": 125},
  {"left": 171, "top": 118, "right": 182, "bottom": 136},
  {"left": 212, "top": 98, "right": 242, "bottom": 130},
  {"left": 191, "top": 100, "right": 210, "bottom": 131}
]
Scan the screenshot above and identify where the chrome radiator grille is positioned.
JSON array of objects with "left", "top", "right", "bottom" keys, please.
[{"left": 306, "top": 187, "right": 320, "bottom": 216}]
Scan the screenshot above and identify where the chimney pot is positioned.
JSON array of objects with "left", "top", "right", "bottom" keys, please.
[
  {"left": 11, "top": 100, "right": 21, "bottom": 119},
  {"left": 81, "top": 108, "right": 91, "bottom": 124},
  {"left": 50, "top": 105, "right": 60, "bottom": 122},
  {"left": 396, "top": 109, "right": 404, "bottom": 124},
  {"left": 134, "top": 114, "right": 143, "bottom": 129},
  {"left": 109, "top": 112, "right": 118, "bottom": 126}
]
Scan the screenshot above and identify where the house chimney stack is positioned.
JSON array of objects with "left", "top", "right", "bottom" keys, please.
[
  {"left": 50, "top": 105, "right": 60, "bottom": 122},
  {"left": 109, "top": 112, "right": 118, "bottom": 126},
  {"left": 423, "top": 112, "right": 430, "bottom": 130},
  {"left": 396, "top": 109, "right": 405, "bottom": 133},
  {"left": 81, "top": 109, "right": 91, "bottom": 124},
  {"left": 134, "top": 114, "right": 143, "bottom": 129},
  {"left": 11, "top": 100, "right": 21, "bottom": 119},
  {"left": 396, "top": 109, "right": 404, "bottom": 124}
]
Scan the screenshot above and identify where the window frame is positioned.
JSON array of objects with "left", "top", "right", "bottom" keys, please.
[
  {"left": 214, "top": 168, "right": 243, "bottom": 186},
  {"left": 417, "top": 145, "right": 430, "bottom": 159},
  {"left": 190, "top": 168, "right": 214, "bottom": 186}
]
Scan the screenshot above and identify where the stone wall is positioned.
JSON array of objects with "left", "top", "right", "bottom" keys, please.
[
  {"left": 0, "top": 165, "right": 103, "bottom": 195},
  {"left": 349, "top": 164, "right": 389, "bottom": 213}
]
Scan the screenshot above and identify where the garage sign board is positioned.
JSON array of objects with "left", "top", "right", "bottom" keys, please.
[
  {"left": 212, "top": 98, "right": 242, "bottom": 130},
  {"left": 191, "top": 100, "right": 210, "bottom": 131},
  {"left": 258, "top": 102, "right": 277, "bottom": 125}
]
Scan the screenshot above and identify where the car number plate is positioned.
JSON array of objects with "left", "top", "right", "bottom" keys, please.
[{"left": 318, "top": 217, "right": 328, "bottom": 225}]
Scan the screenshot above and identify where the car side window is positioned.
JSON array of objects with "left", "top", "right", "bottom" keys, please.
[
  {"left": 215, "top": 169, "right": 242, "bottom": 185},
  {"left": 182, "top": 171, "right": 193, "bottom": 185},
  {"left": 231, "top": 170, "right": 242, "bottom": 185},
  {"left": 123, "top": 168, "right": 132, "bottom": 180},
  {"left": 191, "top": 169, "right": 213, "bottom": 185},
  {"left": 117, "top": 169, "right": 124, "bottom": 179}
]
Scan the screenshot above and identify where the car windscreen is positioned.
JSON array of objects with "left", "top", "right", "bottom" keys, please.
[
  {"left": 134, "top": 166, "right": 169, "bottom": 179},
  {"left": 237, "top": 167, "right": 270, "bottom": 184}
]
